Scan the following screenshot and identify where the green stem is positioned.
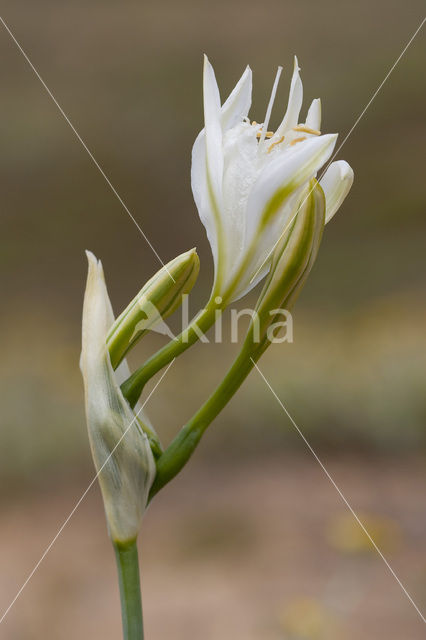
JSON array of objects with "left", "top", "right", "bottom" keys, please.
[
  {"left": 121, "top": 236, "right": 271, "bottom": 410},
  {"left": 149, "top": 337, "right": 268, "bottom": 499},
  {"left": 121, "top": 301, "right": 218, "bottom": 408},
  {"left": 114, "top": 539, "right": 144, "bottom": 640}
]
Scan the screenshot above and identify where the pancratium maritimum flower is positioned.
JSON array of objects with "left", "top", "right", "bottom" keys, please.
[
  {"left": 120, "top": 56, "right": 354, "bottom": 409},
  {"left": 192, "top": 56, "right": 353, "bottom": 302}
]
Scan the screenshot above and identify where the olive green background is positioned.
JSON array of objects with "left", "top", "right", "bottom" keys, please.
[{"left": 0, "top": 2, "right": 425, "bottom": 638}]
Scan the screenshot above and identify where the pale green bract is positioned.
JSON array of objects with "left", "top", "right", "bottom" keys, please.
[
  {"left": 80, "top": 252, "right": 156, "bottom": 544},
  {"left": 192, "top": 56, "right": 354, "bottom": 303}
]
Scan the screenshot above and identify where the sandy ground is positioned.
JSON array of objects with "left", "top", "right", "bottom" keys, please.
[{"left": 0, "top": 453, "right": 425, "bottom": 639}]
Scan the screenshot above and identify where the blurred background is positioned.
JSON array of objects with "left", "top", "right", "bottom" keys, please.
[{"left": 0, "top": 0, "right": 425, "bottom": 638}]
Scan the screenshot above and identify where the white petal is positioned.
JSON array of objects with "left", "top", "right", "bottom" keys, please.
[
  {"left": 191, "top": 131, "right": 220, "bottom": 276},
  {"left": 232, "top": 185, "right": 306, "bottom": 301},
  {"left": 229, "top": 135, "right": 336, "bottom": 301},
  {"left": 191, "top": 57, "right": 225, "bottom": 283},
  {"left": 246, "top": 133, "right": 337, "bottom": 235},
  {"left": 220, "top": 123, "right": 259, "bottom": 282},
  {"left": 81, "top": 252, "right": 155, "bottom": 543},
  {"left": 306, "top": 98, "right": 321, "bottom": 130},
  {"left": 203, "top": 55, "right": 224, "bottom": 211},
  {"left": 276, "top": 56, "right": 303, "bottom": 136},
  {"left": 320, "top": 160, "right": 354, "bottom": 223},
  {"left": 221, "top": 66, "right": 252, "bottom": 132},
  {"left": 192, "top": 60, "right": 252, "bottom": 293}
]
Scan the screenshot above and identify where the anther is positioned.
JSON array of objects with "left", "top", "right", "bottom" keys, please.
[
  {"left": 290, "top": 136, "right": 307, "bottom": 146},
  {"left": 293, "top": 125, "right": 321, "bottom": 136},
  {"left": 267, "top": 135, "right": 285, "bottom": 153}
]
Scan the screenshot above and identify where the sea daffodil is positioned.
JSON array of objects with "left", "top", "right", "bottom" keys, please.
[
  {"left": 192, "top": 56, "right": 353, "bottom": 302},
  {"left": 121, "top": 56, "right": 354, "bottom": 408}
]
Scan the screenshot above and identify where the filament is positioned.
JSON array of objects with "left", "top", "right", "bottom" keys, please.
[{"left": 259, "top": 66, "right": 283, "bottom": 147}]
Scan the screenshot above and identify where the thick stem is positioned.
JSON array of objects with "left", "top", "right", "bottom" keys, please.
[
  {"left": 114, "top": 539, "right": 144, "bottom": 640},
  {"left": 149, "top": 338, "right": 268, "bottom": 499}
]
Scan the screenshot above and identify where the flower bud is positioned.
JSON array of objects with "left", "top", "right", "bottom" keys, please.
[
  {"left": 81, "top": 252, "right": 156, "bottom": 543},
  {"left": 253, "top": 179, "right": 325, "bottom": 341},
  {"left": 107, "top": 249, "right": 200, "bottom": 369}
]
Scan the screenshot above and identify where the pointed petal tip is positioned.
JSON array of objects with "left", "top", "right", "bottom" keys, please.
[
  {"left": 84, "top": 250, "right": 105, "bottom": 282},
  {"left": 183, "top": 246, "right": 198, "bottom": 258},
  {"left": 85, "top": 250, "right": 99, "bottom": 270},
  {"left": 306, "top": 132, "right": 337, "bottom": 149},
  {"left": 203, "top": 54, "right": 213, "bottom": 76},
  {"left": 324, "top": 132, "right": 338, "bottom": 144},
  {"left": 239, "top": 64, "right": 252, "bottom": 83},
  {"left": 322, "top": 132, "right": 338, "bottom": 154}
]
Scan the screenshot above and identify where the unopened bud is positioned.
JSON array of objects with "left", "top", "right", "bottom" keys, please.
[
  {"left": 254, "top": 179, "right": 325, "bottom": 341},
  {"left": 107, "top": 249, "right": 200, "bottom": 369}
]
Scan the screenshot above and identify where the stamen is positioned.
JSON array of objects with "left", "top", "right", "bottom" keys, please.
[
  {"left": 293, "top": 125, "right": 321, "bottom": 136},
  {"left": 267, "top": 135, "right": 285, "bottom": 153},
  {"left": 256, "top": 130, "right": 274, "bottom": 139},
  {"left": 290, "top": 136, "right": 307, "bottom": 146},
  {"left": 259, "top": 66, "right": 283, "bottom": 146}
]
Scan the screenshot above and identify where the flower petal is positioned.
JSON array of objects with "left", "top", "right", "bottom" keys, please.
[
  {"left": 220, "top": 122, "right": 259, "bottom": 284},
  {"left": 228, "top": 134, "right": 336, "bottom": 301},
  {"left": 275, "top": 56, "right": 303, "bottom": 137},
  {"left": 320, "top": 160, "right": 354, "bottom": 223},
  {"left": 221, "top": 65, "right": 252, "bottom": 132},
  {"left": 246, "top": 133, "right": 337, "bottom": 233},
  {"left": 193, "top": 60, "right": 253, "bottom": 293},
  {"left": 203, "top": 55, "right": 224, "bottom": 210},
  {"left": 306, "top": 98, "right": 321, "bottom": 130},
  {"left": 191, "top": 131, "right": 221, "bottom": 279}
]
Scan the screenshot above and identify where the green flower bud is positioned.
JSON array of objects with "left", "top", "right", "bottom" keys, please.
[
  {"left": 107, "top": 249, "right": 200, "bottom": 369},
  {"left": 253, "top": 179, "right": 325, "bottom": 343}
]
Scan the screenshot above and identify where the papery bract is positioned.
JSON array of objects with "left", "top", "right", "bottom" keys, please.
[{"left": 81, "top": 252, "right": 156, "bottom": 544}]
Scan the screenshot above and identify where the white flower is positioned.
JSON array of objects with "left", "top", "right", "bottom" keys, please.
[
  {"left": 191, "top": 56, "right": 353, "bottom": 302},
  {"left": 80, "top": 252, "right": 156, "bottom": 544}
]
